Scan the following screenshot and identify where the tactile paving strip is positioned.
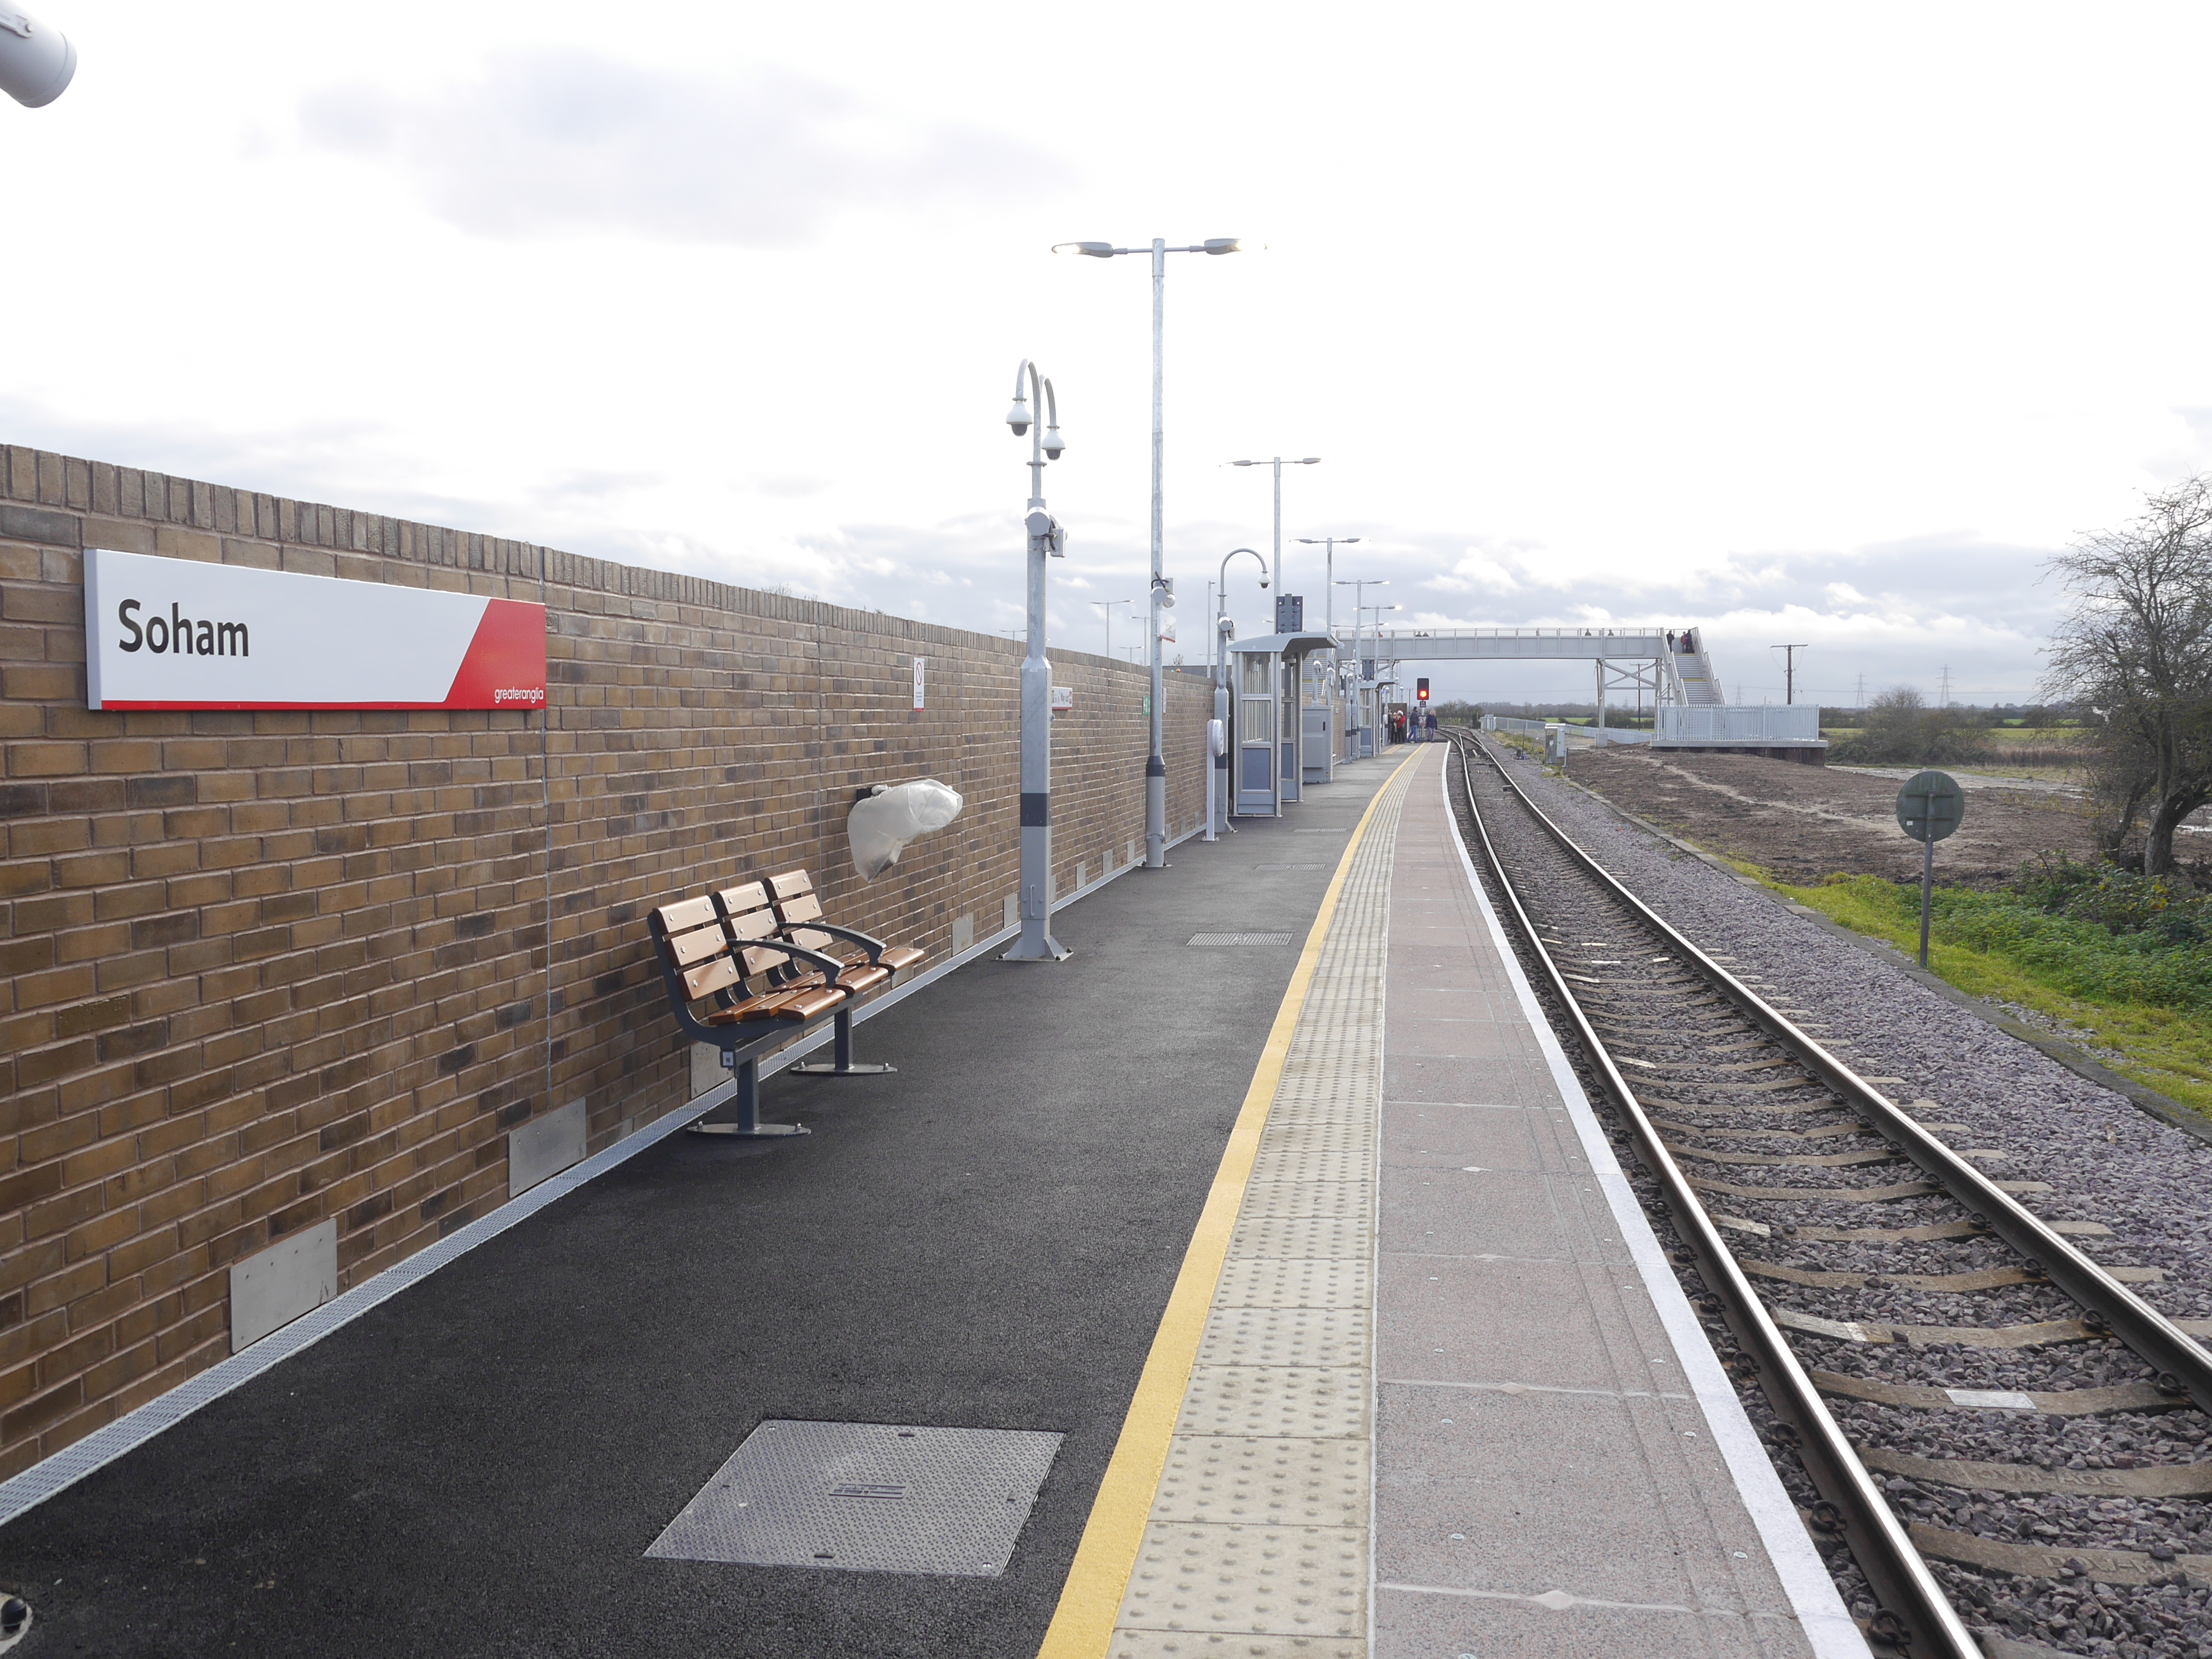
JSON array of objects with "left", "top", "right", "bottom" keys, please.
[
  {"left": 1108, "top": 1631, "right": 1363, "bottom": 1659},
  {"left": 1234, "top": 1181, "right": 1373, "bottom": 1223},
  {"left": 1198, "top": 1307, "right": 1371, "bottom": 1370},
  {"left": 1113, "top": 754, "right": 1419, "bottom": 1654},
  {"left": 1211, "top": 1257, "right": 1372, "bottom": 1310},
  {"left": 1173, "top": 1366, "right": 1372, "bottom": 1441},
  {"left": 1154, "top": 1434, "right": 1371, "bottom": 1527},
  {"left": 1227, "top": 1214, "right": 1370, "bottom": 1262},
  {"left": 1119, "top": 1522, "right": 1368, "bottom": 1638},
  {"left": 1246, "top": 1141, "right": 1377, "bottom": 1187}
]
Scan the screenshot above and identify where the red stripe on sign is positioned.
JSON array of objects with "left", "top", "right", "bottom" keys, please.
[
  {"left": 99, "top": 701, "right": 477, "bottom": 710},
  {"left": 441, "top": 599, "right": 548, "bottom": 710}
]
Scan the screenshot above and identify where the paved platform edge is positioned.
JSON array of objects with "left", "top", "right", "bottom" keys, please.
[
  {"left": 1038, "top": 750, "right": 1419, "bottom": 1659},
  {"left": 0, "top": 818, "right": 1214, "bottom": 1533},
  {"left": 1434, "top": 746, "right": 1870, "bottom": 1659}
]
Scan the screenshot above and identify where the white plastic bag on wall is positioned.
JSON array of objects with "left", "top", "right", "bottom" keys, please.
[{"left": 847, "top": 778, "right": 965, "bottom": 880}]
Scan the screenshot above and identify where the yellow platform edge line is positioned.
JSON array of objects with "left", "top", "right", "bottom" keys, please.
[{"left": 1033, "top": 748, "right": 1420, "bottom": 1659}]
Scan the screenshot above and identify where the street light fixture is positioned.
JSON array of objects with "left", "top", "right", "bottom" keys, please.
[
  {"left": 1002, "top": 359, "right": 1071, "bottom": 964},
  {"left": 1056, "top": 234, "right": 1248, "bottom": 870},
  {"left": 1089, "top": 598, "right": 1131, "bottom": 662},
  {"left": 1229, "top": 457, "right": 1321, "bottom": 595},
  {"left": 0, "top": 4, "right": 74, "bottom": 107},
  {"left": 1207, "top": 547, "right": 1268, "bottom": 841}
]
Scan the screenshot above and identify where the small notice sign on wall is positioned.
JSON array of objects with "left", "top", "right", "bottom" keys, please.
[
  {"left": 912, "top": 656, "right": 926, "bottom": 711},
  {"left": 83, "top": 548, "right": 547, "bottom": 712}
]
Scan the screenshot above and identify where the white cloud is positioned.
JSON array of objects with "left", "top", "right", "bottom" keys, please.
[{"left": 298, "top": 52, "right": 1070, "bottom": 246}]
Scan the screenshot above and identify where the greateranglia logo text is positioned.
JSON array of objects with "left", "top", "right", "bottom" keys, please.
[
  {"left": 115, "top": 599, "right": 248, "bottom": 657},
  {"left": 493, "top": 687, "right": 545, "bottom": 705}
]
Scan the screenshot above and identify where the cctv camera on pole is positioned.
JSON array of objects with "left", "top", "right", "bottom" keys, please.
[{"left": 0, "top": 5, "right": 76, "bottom": 107}]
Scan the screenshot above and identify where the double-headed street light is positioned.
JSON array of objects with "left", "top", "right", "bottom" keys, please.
[
  {"left": 1055, "top": 235, "right": 1246, "bottom": 870},
  {"left": 1089, "top": 598, "right": 1132, "bottom": 662},
  {"left": 1002, "top": 359, "right": 1070, "bottom": 963},
  {"left": 1230, "top": 457, "right": 1321, "bottom": 596},
  {"left": 1207, "top": 547, "right": 1268, "bottom": 841}
]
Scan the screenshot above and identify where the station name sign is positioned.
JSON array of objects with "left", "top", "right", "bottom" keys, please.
[{"left": 84, "top": 549, "right": 547, "bottom": 712}]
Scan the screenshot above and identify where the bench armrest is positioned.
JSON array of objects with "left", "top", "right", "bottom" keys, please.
[
  {"left": 769, "top": 941, "right": 861, "bottom": 985},
  {"left": 782, "top": 920, "right": 888, "bottom": 961}
]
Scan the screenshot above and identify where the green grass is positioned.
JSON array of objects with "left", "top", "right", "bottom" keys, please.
[{"left": 1766, "top": 871, "right": 2212, "bottom": 1118}]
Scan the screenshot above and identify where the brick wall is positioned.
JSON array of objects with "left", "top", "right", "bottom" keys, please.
[{"left": 0, "top": 445, "right": 1210, "bottom": 1477}]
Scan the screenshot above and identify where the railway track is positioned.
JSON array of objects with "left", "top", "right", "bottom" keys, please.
[{"left": 1446, "top": 729, "right": 2212, "bottom": 1659}]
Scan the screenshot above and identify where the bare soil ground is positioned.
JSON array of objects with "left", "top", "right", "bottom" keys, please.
[{"left": 1558, "top": 748, "right": 2100, "bottom": 886}]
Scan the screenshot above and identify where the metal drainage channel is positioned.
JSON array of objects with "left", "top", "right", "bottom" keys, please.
[{"left": 1446, "top": 731, "right": 2212, "bottom": 1659}]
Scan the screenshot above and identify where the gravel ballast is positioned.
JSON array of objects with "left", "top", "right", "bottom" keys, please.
[{"left": 1458, "top": 737, "right": 2212, "bottom": 1659}]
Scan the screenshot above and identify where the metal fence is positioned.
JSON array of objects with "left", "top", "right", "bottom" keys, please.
[{"left": 1655, "top": 704, "right": 1822, "bottom": 743}]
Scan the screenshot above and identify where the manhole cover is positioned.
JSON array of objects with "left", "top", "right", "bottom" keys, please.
[
  {"left": 646, "top": 1420, "right": 1061, "bottom": 1577},
  {"left": 1187, "top": 932, "right": 1294, "bottom": 946}
]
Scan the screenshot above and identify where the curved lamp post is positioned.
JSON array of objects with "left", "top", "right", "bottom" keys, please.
[
  {"left": 1001, "top": 360, "right": 1071, "bottom": 963},
  {"left": 1056, "top": 235, "right": 1245, "bottom": 870},
  {"left": 1206, "top": 547, "right": 1268, "bottom": 840}
]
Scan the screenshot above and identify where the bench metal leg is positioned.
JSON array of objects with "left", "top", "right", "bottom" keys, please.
[
  {"left": 789, "top": 1008, "right": 895, "bottom": 1077},
  {"left": 688, "top": 1055, "right": 809, "bottom": 1138}
]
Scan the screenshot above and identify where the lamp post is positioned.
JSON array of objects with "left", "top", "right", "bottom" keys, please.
[
  {"left": 1001, "top": 359, "right": 1071, "bottom": 963},
  {"left": 1360, "top": 602, "right": 1401, "bottom": 749},
  {"left": 1335, "top": 580, "right": 1389, "bottom": 757},
  {"left": 1209, "top": 547, "right": 1268, "bottom": 840},
  {"left": 1090, "top": 598, "right": 1131, "bottom": 663},
  {"left": 1057, "top": 235, "right": 1245, "bottom": 870},
  {"left": 1296, "top": 537, "right": 1359, "bottom": 776},
  {"left": 1230, "top": 457, "right": 1321, "bottom": 597}
]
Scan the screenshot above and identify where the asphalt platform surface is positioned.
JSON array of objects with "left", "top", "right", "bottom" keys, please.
[{"left": 0, "top": 756, "right": 1411, "bottom": 1659}]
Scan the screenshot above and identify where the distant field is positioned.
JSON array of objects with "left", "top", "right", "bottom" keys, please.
[{"left": 1818, "top": 725, "right": 2087, "bottom": 780}]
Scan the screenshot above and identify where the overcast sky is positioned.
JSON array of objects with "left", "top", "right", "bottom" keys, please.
[{"left": 9, "top": 1, "right": 2212, "bottom": 706}]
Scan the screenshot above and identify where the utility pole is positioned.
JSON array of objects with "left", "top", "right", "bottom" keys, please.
[
  {"left": 1939, "top": 665, "right": 1952, "bottom": 708},
  {"left": 1855, "top": 672, "right": 1865, "bottom": 709},
  {"left": 1772, "top": 643, "right": 1809, "bottom": 704}
]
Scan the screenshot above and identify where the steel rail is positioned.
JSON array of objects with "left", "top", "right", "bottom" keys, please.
[
  {"left": 1458, "top": 732, "right": 2212, "bottom": 1419},
  {"left": 1448, "top": 733, "right": 1978, "bottom": 1659}
]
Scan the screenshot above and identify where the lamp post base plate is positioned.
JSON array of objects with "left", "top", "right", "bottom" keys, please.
[{"left": 687, "top": 1120, "right": 809, "bottom": 1139}]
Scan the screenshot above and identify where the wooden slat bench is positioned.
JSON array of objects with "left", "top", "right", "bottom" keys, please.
[
  {"left": 647, "top": 869, "right": 924, "bottom": 1138},
  {"left": 763, "top": 870, "right": 923, "bottom": 1076}
]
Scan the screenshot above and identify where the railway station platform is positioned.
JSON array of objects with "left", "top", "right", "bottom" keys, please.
[{"left": 0, "top": 748, "right": 1860, "bottom": 1659}]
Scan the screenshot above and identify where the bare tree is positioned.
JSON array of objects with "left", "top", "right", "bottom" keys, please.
[{"left": 2043, "top": 478, "right": 2212, "bottom": 876}]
